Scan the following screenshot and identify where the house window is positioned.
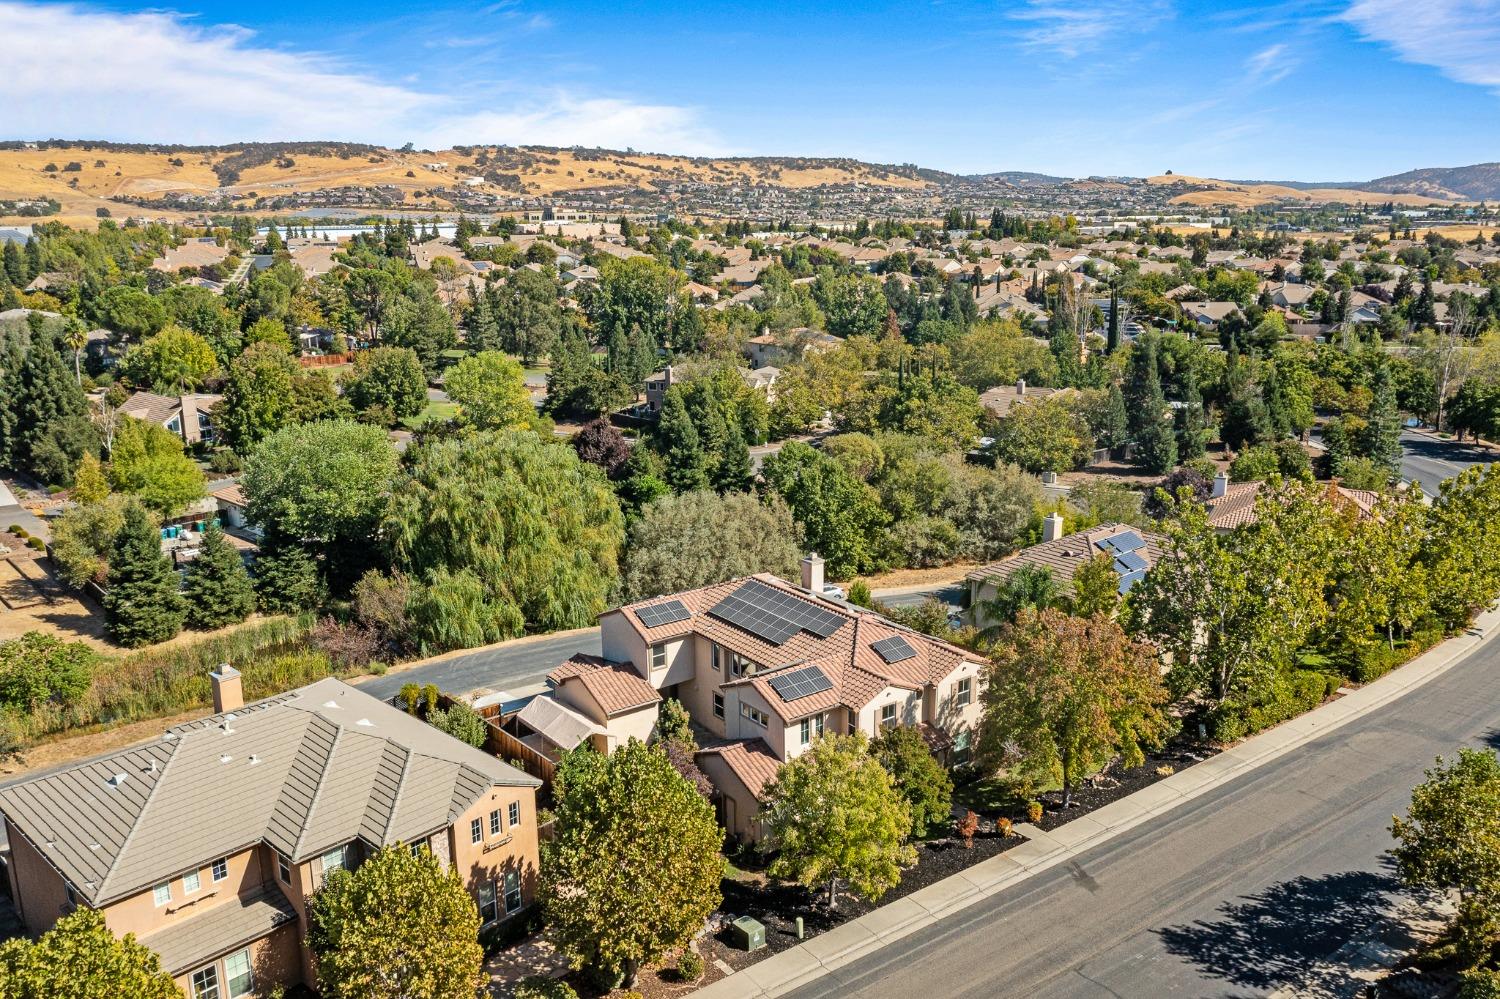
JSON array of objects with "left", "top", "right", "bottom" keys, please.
[
  {"left": 712, "top": 693, "right": 725, "bottom": 719},
  {"left": 478, "top": 881, "right": 498, "bottom": 924},
  {"left": 800, "top": 714, "right": 824, "bottom": 746},
  {"left": 711, "top": 644, "right": 721, "bottom": 671},
  {"left": 730, "top": 653, "right": 752, "bottom": 679},
  {"left": 410, "top": 841, "right": 426, "bottom": 858},
  {"left": 211, "top": 857, "right": 228, "bottom": 882},
  {"left": 739, "top": 703, "right": 767, "bottom": 727},
  {"left": 321, "top": 844, "right": 347, "bottom": 875},
  {"left": 183, "top": 869, "right": 201, "bottom": 894},
  {"left": 880, "top": 704, "right": 898, "bottom": 729},
  {"left": 471, "top": 818, "right": 483, "bottom": 844},
  {"left": 153, "top": 882, "right": 171, "bottom": 907},
  {"left": 191, "top": 965, "right": 220, "bottom": 999},
  {"left": 489, "top": 809, "right": 502, "bottom": 836},
  {"left": 956, "top": 677, "right": 973, "bottom": 706},
  {"left": 509, "top": 801, "right": 521, "bottom": 827},
  {"left": 277, "top": 853, "right": 291, "bottom": 884},
  {"left": 651, "top": 643, "right": 667, "bottom": 670},
  {"left": 224, "top": 948, "right": 253, "bottom": 998},
  {"left": 503, "top": 869, "right": 522, "bottom": 913}
]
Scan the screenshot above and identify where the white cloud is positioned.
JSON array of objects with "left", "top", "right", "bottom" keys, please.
[
  {"left": 1343, "top": 0, "right": 1500, "bottom": 90},
  {"left": 1011, "top": 0, "right": 1173, "bottom": 58},
  {"left": 1244, "top": 43, "right": 1295, "bottom": 86},
  {"left": 0, "top": 1, "right": 724, "bottom": 154}
]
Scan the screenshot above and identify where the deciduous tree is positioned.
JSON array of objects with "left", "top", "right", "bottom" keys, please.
[
  {"left": 0, "top": 906, "right": 178, "bottom": 999},
  {"left": 623, "top": 491, "right": 800, "bottom": 600}
]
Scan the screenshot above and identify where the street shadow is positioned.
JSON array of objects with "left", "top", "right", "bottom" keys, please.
[
  {"left": 1156, "top": 865, "right": 1399, "bottom": 996},
  {"left": 1478, "top": 728, "right": 1500, "bottom": 753},
  {"left": 1401, "top": 434, "right": 1497, "bottom": 464}
]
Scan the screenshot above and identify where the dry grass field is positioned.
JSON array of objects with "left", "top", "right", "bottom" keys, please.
[{"left": 1146, "top": 173, "right": 1455, "bottom": 208}]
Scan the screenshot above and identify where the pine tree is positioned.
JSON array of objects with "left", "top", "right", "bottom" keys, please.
[
  {"left": 1175, "top": 368, "right": 1207, "bottom": 460},
  {"left": 1106, "top": 283, "right": 1121, "bottom": 354},
  {"left": 103, "top": 501, "right": 186, "bottom": 647},
  {"left": 253, "top": 540, "right": 324, "bottom": 614},
  {"left": 1124, "top": 335, "right": 1176, "bottom": 473},
  {"left": 16, "top": 329, "right": 99, "bottom": 485},
  {"left": 1367, "top": 366, "right": 1404, "bottom": 478},
  {"left": 182, "top": 521, "right": 256, "bottom": 629},
  {"left": 714, "top": 419, "right": 753, "bottom": 494},
  {"left": 657, "top": 390, "right": 709, "bottom": 492}
]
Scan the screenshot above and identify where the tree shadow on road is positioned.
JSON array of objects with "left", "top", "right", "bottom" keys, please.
[{"left": 1156, "top": 865, "right": 1399, "bottom": 996}]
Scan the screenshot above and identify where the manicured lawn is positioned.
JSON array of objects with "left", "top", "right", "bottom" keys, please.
[{"left": 400, "top": 399, "right": 459, "bottom": 430}]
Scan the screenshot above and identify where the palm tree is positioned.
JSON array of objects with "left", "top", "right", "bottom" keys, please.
[
  {"left": 62, "top": 318, "right": 88, "bottom": 385},
  {"left": 977, "top": 564, "right": 1061, "bottom": 639}
]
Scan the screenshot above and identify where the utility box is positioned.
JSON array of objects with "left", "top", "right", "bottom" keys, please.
[{"left": 730, "top": 916, "right": 765, "bottom": 952}]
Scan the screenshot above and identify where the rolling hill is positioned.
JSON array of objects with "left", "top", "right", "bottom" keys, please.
[{"left": 1363, "top": 163, "right": 1500, "bottom": 201}]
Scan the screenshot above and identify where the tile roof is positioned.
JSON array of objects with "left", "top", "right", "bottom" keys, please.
[
  {"left": 1206, "top": 480, "right": 1381, "bottom": 530},
  {"left": 139, "top": 887, "right": 297, "bottom": 975},
  {"left": 548, "top": 654, "right": 662, "bottom": 716},
  {"left": 0, "top": 678, "right": 537, "bottom": 907},
  {"left": 609, "top": 574, "right": 979, "bottom": 723},
  {"left": 696, "top": 739, "right": 781, "bottom": 799},
  {"left": 965, "top": 523, "right": 1166, "bottom": 593}
]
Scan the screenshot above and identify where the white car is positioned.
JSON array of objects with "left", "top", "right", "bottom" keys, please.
[{"left": 821, "top": 583, "right": 846, "bottom": 600}]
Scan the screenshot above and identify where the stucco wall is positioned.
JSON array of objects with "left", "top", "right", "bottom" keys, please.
[
  {"left": 103, "top": 845, "right": 265, "bottom": 940},
  {"left": 447, "top": 785, "right": 541, "bottom": 926},
  {"left": 5, "top": 818, "right": 71, "bottom": 935},
  {"left": 856, "top": 685, "right": 923, "bottom": 736}
]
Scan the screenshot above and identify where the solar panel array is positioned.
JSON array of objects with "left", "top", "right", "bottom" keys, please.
[
  {"left": 767, "top": 665, "right": 834, "bottom": 702},
  {"left": 1117, "top": 570, "right": 1147, "bottom": 594},
  {"left": 871, "top": 635, "right": 916, "bottom": 664},
  {"left": 635, "top": 599, "right": 690, "bottom": 629},
  {"left": 1113, "top": 549, "right": 1149, "bottom": 574},
  {"left": 707, "top": 578, "right": 846, "bottom": 646},
  {"left": 1095, "top": 530, "right": 1146, "bottom": 555}
]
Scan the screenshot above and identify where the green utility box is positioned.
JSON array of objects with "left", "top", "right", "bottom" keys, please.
[{"left": 730, "top": 916, "right": 766, "bottom": 952}]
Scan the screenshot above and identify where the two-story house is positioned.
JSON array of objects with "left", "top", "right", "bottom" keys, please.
[
  {"left": 0, "top": 670, "right": 541, "bottom": 998},
  {"left": 543, "top": 560, "right": 988, "bottom": 842}
]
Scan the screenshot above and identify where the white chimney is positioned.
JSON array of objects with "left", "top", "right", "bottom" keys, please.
[
  {"left": 1016, "top": 378, "right": 1026, "bottom": 396},
  {"left": 1212, "top": 472, "right": 1229, "bottom": 499},
  {"left": 801, "top": 553, "right": 825, "bottom": 594},
  {"left": 1043, "top": 512, "right": 1066, "bottom": 543},
  {"left": 210, "top": 664, "right": 243, "bottom": 714}
]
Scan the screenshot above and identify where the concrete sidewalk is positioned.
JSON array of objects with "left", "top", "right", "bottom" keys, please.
[{"left": 694, "top": 607, "right": 1500, "bottom": 999}]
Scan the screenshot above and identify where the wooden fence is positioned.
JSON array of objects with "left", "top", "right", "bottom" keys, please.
[{"left": 297, "top": 352, "right": 354, "bottom": 367}]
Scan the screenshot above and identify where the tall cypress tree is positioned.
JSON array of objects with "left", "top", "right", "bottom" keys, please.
[
  {"left": 182, "top": 521, "right": 256, "bottom": 630},
  {"left": 657, "top": 389, "right": 709, "bottom": 493},
  {"left": 1124, "top": 335, "right": 1177, "bottom": 474},
  {"left": 1367, "top": 366, "right": 1404, "bottom": 477},
  {"left": 104, "top": 501, "right": 186, "bottom": 647},
  {"left": 16, "top": 328, "right": 98, "bottom": 485},
  {"left": 714, "top": 419, "right": 753, "bottom": 494},
  {"left": 1175, "top": 368, "right": 1207, "bottom": 460}
]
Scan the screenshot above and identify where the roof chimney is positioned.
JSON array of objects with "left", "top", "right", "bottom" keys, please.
[
  {"left": 210, "top": 664, "right": 243, "bottom": 714},
  {"left": 1043, "top": 511, "right": 1066, "bottom": 543},
  {"left": 801, "top": 553, "right": 825, "bottom": 595},
  {"left": 1212, "top": 472, "right": 1229, "bottom": 499},
  {"left": 1016, "top": 377, "right": 1026, "bottom": 396}
]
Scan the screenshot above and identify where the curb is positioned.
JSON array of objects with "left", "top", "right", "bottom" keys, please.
[{"left": 693, "top": 607, "right": 1500, "bottom": 998}]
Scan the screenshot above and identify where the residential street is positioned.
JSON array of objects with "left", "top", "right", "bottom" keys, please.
[
  {"left": 1400, "top": 428, "right": 1496, "bottom": 497},
  {"left": 782, "top": 633, "right": 1500, "bottom": 999}
]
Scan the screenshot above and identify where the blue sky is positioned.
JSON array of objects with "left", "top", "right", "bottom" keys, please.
[{"left": 2, "top": 0, "right": 1499, "bottom": 179}]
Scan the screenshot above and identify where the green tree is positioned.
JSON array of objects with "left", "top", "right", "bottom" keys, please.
[
  {"left": 495, "top": 267, "right": 563, "bottom": 364},
  {"left": 544, "top": 741, "right": 723, "bottom": 988},
  {"left": 976, "top": 564, "right": 1062, "bottom": 635},
  {"left": 406, "top": 566, "right": 523, "bottom": 654},
  {"left": 0, "top": 632, "right": 96, "bottom": 713},
  {"left": 1365, "top": 365, "right": 1404, "bottom": 479},
  {"left": 103, "top": 500, "right": 186, "bottom": 647},
  {"left": 95, "top": 285, "right": 167, "bottom": 341},
  {"left": 761, "top": 732, "right": 915, "bottom": 908},
  {"left": 652, "top": 697, "right": 694, "bottom": 745},
  {"left": 445, "top": 351, "right": 537, "bottom": 430},
  {"left": 342, "top": 346, "right": 427, "bottom": 423},
  {"left": 871, "top": 724, "right": 954, "bottom": 838},
  {"left": 1068, "top": 553, "right": 1121, "bottom": 617},
  {"left": 243, "top": 420, "right": 398, "bottom": 587},
  {"left": 0, "top": 906, "right": 178, "bottom": 999},
  {"left": 1123, "top": 335, "right": 1176, "bottom": 474},
  {"left": 623, "top": 491, "right": 800, "bottom": 600},
  {"left": 119, "top": 325, "right": 218, "bottom": 393},
  {"left": 15, "top": 328, "right": 98, "bottom": 485},
  {"left": 217, "top": 341, "right": 299, "bottom": 452},
  {"left": 181, "top": 521, "right": 256, "bottom": 630},
  {"left": 106, "top": 416, "right": 204, "bottom": 517},
  {"left": 655, "top": 388, "right": 709, "bottom": 492},
  {"left": 385, "top": 430, "right": 624, "bottom": 633},
  {"left": 50, "top": 495, "right": 130, "bottom": 587},
  {"left": 307, "top": 845, "right": 484, "bottom": 999},
  {"left": 992, "top": 396, "right": 1094, "bottom": 474},
  {"left": 978, "top": 609, "right": 1170, "bottom": 806},
  {"left": 1423, "top": 464, "right": 1500, "bottom": 629},
  {"left": 761, "top": 442, "right": 889, "bottom": 577},
  {"left": 253, "top": 539, "right": 325, "bottom": 614},
  {"left": 427, "top": 701, "right": 488, "bottom": 748},
  {"left": 70, "top": 451, "right": 110, "bottom": 505}
]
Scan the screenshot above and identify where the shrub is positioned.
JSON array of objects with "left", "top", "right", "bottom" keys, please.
[
  {"left": 958, "top": 809, "right": 979, "bottom": 848},
  {"left": 995, "top": 817, "right": 1013, "bottom": 838},
  {"left": 8, "top": 525, "right": 27, "bottom": 538},
  {"left": 208, "top": 449, "right": 242, "bottom": 474},
  {"left": 677, "top": 950, "right": 704, "bottom": 981},
  {"left": 1026, "top": 800, "right": 1044, "bottom": 823},
  {"left": 514, "top": 977, "right": 578, "bottom": 999},
  {"left": 428, "top": 702, "right": 488, "bottom": 748},
  {"left": 1206, "top": 669, "right": 1341, "bottom": 742},
  {"left": 26, "top": 537, "right": 45, "bottom": 551},
  {"left": 423, "top": 684, "right": 439, "bottom": 715},
  {"left": 847, "top": 580, "right": 873, "bottom": 608},
  {"left": 400, "top": 683, "right": 421, "bottom": 714},
  {"left": 310, "top": 619, "right": 382, "bottom": 669}
]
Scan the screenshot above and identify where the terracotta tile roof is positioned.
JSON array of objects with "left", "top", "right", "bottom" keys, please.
[
  {"left": 547, "top": 654, "right": 661, "bottom": 717},
  {"left": 696, "top": 738, "right": 781, "bottom": 799},
  {"left": 610, "top": 575, "right": 979, "bottom": 725},
  {"left": 966, "top": 523, "right": 1166, "bottom": 592},
  {"left": 1204, "top": 481, "right": 1380, "bottom": 530}
]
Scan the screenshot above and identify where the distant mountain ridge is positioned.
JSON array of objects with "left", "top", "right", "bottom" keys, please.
[{"left": 1362, "top": 163, "right": 1500, "bottom": 201}]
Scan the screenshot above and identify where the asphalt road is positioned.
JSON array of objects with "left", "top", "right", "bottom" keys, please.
[
  {"left": 784, "top": 634, "right": 1500, "bottom": 999},
  {"left": 1400, "top": 429, "right": 1495, "bottom": 498}
]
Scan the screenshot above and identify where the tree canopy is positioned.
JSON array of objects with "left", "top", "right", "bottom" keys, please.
[
  {"left": 623, "top": 490, "right": 801, "bottom": 600},
  {"left": 0, "top": 906, "right": 178, "bottom": 999}
]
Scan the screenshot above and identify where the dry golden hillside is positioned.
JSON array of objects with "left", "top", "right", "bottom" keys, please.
[
  {"left": 0, "top": 143, "right": 932, "bottom": 226},
  {"left": 1145, "top": 174, "right": 1454, "bottom": 208}
]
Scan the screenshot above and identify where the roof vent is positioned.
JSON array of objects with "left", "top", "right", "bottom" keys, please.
[
  {"left": 145, "top": 759, "right": 158, "bottom": 774},
  {"left": 356, "top": 718, "right": 373, "bottom": 727},
  {"left": 163, "top": 732, "right": 178, "bottom": 741},
  {"left": 323, "top": 700, "right": 340, "bottom": 709},
  {"left": 219, "top": 754, "right": 232, "bottom": 764},
  {"left": 88, "top": 842, "right": 101, "bottom": 850},
  {"left": 248, "top": 754, "right": 260, "bottom": 766},
  {"left": 106, "top": 773, "right": 129, "bottom": 788}
]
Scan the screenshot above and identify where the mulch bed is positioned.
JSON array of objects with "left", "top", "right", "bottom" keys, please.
[{"left": 1032, "top": 742, "right": 1220, "bottom": 833}]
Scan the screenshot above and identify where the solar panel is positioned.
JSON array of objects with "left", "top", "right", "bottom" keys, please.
[
  {"left": 1113, "top": 550, "right": 1148, "bottom": 574},
  {"left": 1103, "top": 530, "right": 1145, "bottom": 553},
  {"left": 871, "top": 635, "right": 916, "bottom": 664},
  {"left": 767, "top": 665, "right": 834, "bottom": 702},
  {"left": 707, "top": 579, "right": 845, "bottom": 646},
  {"left": 1117, "top": 569, "right": 1147, "bottom": 594},
  {"left": 635, "top": 599, "right": 690, "bottom": 629}
]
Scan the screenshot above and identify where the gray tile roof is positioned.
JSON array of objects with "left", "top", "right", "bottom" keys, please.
[
  {"left": 138, "top": 887, "right": 296, "bottom": 975},
  {"left": 0, "top": 678, "right": 537, "bottom": 907}
]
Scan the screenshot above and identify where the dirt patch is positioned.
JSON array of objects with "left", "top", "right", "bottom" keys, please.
[
  {"left": 858, "top": 563, "right": 980, "bottom": 590},
  {"left": 0, "top": 707, "right": 213, "bottom": 778},
  {"left": 0, "top": 556, "right": 109, "bottom": 649}
]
